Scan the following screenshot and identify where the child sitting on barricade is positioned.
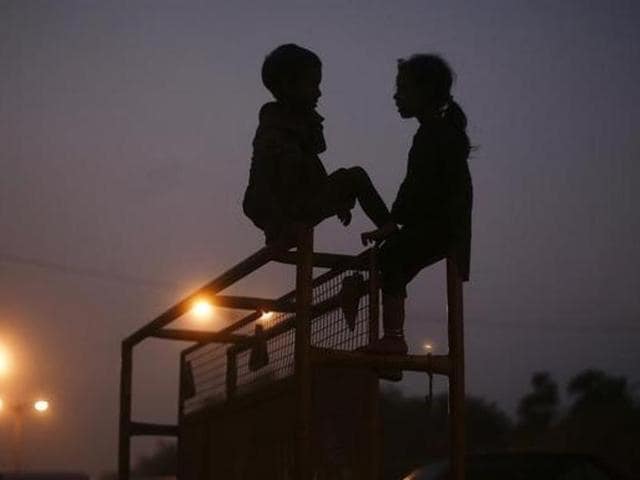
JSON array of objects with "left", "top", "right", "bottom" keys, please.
[
  {"left": 243, "top": 44, "right": 395, "bottom": 245},
  {"left": 361, "top": 54, "right": 473, "bottom": 380}
]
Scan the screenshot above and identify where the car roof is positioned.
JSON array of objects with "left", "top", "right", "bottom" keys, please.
[{"left": 0, "top": 473, "right": 89, "bottom": 480}]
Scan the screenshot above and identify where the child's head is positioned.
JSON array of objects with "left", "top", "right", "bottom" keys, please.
[
  {"left": 394, "top": 54, "right": 467, "bottom": 130},
  {"left": 262, "top": 44, "right": 322, "bottom": 110}
]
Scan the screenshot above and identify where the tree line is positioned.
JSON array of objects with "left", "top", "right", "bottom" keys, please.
[{"left": 104, "top": 368, "right": 639, "bottom": 479}]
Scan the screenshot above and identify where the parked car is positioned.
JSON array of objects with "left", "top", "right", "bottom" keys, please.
[{"left": 402, "top": 452, "right": 629, "bottom": 480}]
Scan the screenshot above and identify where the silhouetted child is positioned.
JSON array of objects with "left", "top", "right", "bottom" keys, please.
[
  {"left": 243, "top": 44, "right": 394, "bottom": 244},
  {"left": 362, "top": 54, "right": 473, "bottom": 372}
]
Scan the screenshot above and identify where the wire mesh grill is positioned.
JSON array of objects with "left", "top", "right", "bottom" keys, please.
[
  {"left": 182, "top": 265, "right": 374, "bottom": 415},
  {"left": 183, "top": 342, "right": 228, "bottom": 414}
]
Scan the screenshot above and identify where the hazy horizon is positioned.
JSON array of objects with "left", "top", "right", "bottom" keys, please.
[{"left": 1, "top": 0, "right": 639, "bottom": 475}]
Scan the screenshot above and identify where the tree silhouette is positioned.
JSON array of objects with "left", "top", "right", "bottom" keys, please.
[
  {"left": 516, "top": 371, "right": 559, "bottom": 432},
  {"left": 380, "top": 388, "right": 512, "bottom": 480},
  {"left": 562, "top": 369, "right": 640, "bottom": 477},
  {"left": 567, "top": 369, "right": 634, "bottom": 415}
]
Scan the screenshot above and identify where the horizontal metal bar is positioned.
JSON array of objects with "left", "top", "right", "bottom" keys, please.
[
  {"left": 129, "top": 421, "right": 178, "bottom": 437},
  {"left": 180, "top": 247, "right": 375, "bottom": 355},
  {"left": 273, "top": 251, "right": 365, "bottom": 269},
  {"left": 310, "top": 348, "right": 451, "bottom": 376},
  {"left": 213, "top": 295, "right": 296, "bottom": 312},
  {"left": 125, "top": 242, "right": 289, "bottom": 346},
  {"left": 151, "top": 329, "right": 249, "bottom": 343}
]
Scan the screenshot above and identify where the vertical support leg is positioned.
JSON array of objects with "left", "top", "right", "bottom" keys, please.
[
  {"left": 119, "top": 341, "right": 134, "bottom": 480},
  {"left": 177, "top": 351, "right": 187, "bottom": 480},
  {"left": 11, "top": 408, "right": 24, "bottom": 471},
  {"left": 368, "top": 247, "right": 380, "bottom": 344},
  {"left": 447, "top": 257, "right": 465, "bottom": 480},
  {"left": 367, "top": 247, "right": 381, "bottom": 479},
  {"left": 295, "top": 227, "right": 314, "bottom": 480},
  {"left": 226, "top": 350, "right": 238, "bottom": 399}
]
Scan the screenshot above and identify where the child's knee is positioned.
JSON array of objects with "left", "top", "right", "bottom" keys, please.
[
  {"left": 347, "top": 165, "right": 367, "bottom": 179},
  {"left": 346, "top": 166, "right": 371, "bottom": 189}
]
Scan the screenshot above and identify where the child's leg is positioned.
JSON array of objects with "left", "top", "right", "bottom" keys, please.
[
  {"left": 373, "top": 227, "right": 449, "bottom": 349},
  {"left": 340, "top": 166, "right": 391, "bottom": 228},
  {"left": 307, "top": 167, "right": 391, "bottom": 227}
]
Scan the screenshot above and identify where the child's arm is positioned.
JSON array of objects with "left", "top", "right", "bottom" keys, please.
[{"left": 361, "top": 222, "right": 398, "bottom": 245}]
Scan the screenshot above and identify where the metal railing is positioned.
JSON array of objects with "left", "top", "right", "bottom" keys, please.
[{"left": 118, "top": 227, "right": 465, "bottom": 480}]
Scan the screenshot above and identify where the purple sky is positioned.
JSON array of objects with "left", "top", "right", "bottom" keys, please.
[{"left": 1, "top": 0, "right": 639, "bottom": 475}]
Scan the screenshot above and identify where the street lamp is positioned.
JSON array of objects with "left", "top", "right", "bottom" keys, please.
[
  {"left": 191, "top": 299, "right": 214, "bottom": 322},
  {"left": 0, "top": 397, "right": 51, "bottom": 471},
  {"left": 0, "top": 344, "right": 11, "bottom": 377},
  {"left": 34, "top": 399, "right": 49, "bottom": 412}
]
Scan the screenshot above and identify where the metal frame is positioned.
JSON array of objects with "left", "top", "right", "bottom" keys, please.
[{"left": 118, "top": 228, "right": 466, "bottom": 480}]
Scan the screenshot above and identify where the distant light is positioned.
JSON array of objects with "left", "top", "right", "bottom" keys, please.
[
  {"left": 0, "top": 345, "right": 11, "bottom": 376},
  {"left": 191, "top": 300, "right": 214, "bottom": 320},
  {"left": 34, "top": 400, "right": 49, "bottom": 412},
  {"left": 423, "top": 343, "right": 433, "bottom": 352}
]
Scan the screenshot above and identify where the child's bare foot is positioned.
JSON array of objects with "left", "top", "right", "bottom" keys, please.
[{"left": 361, "top": 222, "right": 398, "bottom": 246}]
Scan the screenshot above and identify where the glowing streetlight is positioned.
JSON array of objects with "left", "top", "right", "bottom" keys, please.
[
  {"left": 0, "top": 344, "right": 11, "bottom": 376},
  {"left": 191, "top": 299, "right": 214, "bottom": 321},
  {"left": 34, "top": 400, "right": 49, "bottom": 413},
  {"left": 423, "top": 343, "right": 434, "bottom": 352}
]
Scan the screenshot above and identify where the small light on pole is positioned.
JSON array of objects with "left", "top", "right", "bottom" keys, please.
[{"left": 423, "top": 343, "right": 433, "bottom": 353}]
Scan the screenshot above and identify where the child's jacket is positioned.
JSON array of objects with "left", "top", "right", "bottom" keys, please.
[
  {"left": 243, "top": 102, "right": 328, "bottom": 233},
  {"left": 391, "top": 116, "right": 473, "bottom": 280}
]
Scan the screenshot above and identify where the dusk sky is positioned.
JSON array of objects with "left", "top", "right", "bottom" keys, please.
[{"left": 1, "top": 0, "right": 639, "bottom": 476}]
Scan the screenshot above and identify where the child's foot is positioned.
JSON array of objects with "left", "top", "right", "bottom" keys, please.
[
  {"left": 361, "top": 335, "right": 408, "bottom": 355},
  {"left": 361, "top": 222, "right": 398, "bottom": 246},
  {"left": 359, "top": 336, "right": 408, "bottom": 382}
]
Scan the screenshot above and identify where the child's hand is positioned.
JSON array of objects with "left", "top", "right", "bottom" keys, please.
[
  {"left": 337, "top": 209, "right": 352, "bottom": 226},
  {"left": 361, "top": 222, "right": 398, "bottom": 246}
]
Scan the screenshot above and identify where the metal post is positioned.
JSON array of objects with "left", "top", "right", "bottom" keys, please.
[
  {"left": 118, "top": 341, "right": 134, "bottom": 480},
  {"left": 446, "top": 257, "right": 465, "bottom": 480},
  {"left": 226, "top": 350, "right": 238, "bottom": 399},
  {"left": 10, "top": 406, "right": 25, "bottom": 471},
  {"left": 367, "top": 247, "right": 381, "bottom": 479},
  {"left": 368, "top": 247, "right": 380, "bottom": 344},
  {"left": 177, "top": 351, "right": 186, "bottom": 480},
  {"left": 294, "top": 227, "right": 314, "bottom": 480}
]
